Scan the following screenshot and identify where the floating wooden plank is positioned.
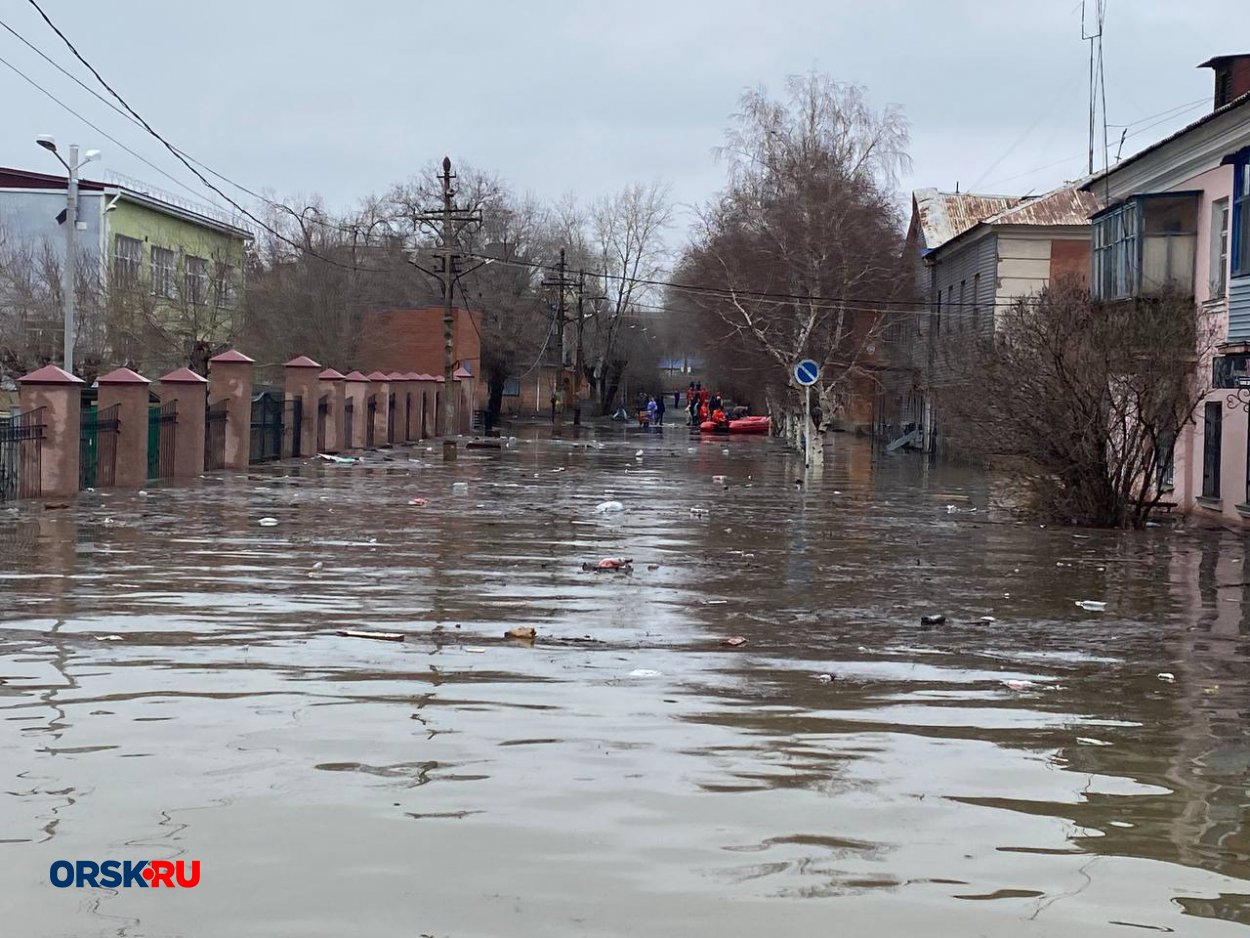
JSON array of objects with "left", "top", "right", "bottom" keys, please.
[{"left": 337, "top": 629, "right": 405, "bottom": 642}]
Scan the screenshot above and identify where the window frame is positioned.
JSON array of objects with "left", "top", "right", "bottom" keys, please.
[
  {"left": 113, "top": 234, "right": 143, "bottom": 289},
  {"left": 185, "top": 255, "right": 208, "bottom": 306},
  {"left": 214, "top": 263, "right": 235, "bottom": 308},
  {"left": 1202, "top": 400, "right": 1223, "bottom": 500},
  {"left": 1234, "top": 154, "right": 1250, "bottom": 278},
  {"left": 151, "top": 245, "right": 176, "bottom": 298}
]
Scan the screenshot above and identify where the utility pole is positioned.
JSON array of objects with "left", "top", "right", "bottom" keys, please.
[
  {"left": 64, "top": 144, "right": 78, "bottom": 375},
  {"left": 36, "top": 136, "right": 99, "bottom": 376},
  {"left": 413, "top": 157, "right": 481, "bottom": 461},
  {"left": 572, "top": 269, "right": 605, "bottom": 426},
  {"left": 542, "top": 250, "right": 575, "bottom": 434}
]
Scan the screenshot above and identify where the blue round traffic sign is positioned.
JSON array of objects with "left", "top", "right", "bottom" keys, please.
[{"left": 794, "top": 359, "right": 820, "bottom": 387}]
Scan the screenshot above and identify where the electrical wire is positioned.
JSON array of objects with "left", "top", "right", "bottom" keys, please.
[
  {"left": 0, "top": 50, "right": 226, "bottom": 205},
  {"left": 22, "top": 0, "right": 393, "bottom": 270},
  {"left": 11, "top": 0, "right": 1105, "bottom": 325}
]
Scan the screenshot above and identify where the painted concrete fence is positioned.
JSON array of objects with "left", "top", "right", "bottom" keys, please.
[{"left": 9, "top": 351, "right": 474, "bottom": 500}]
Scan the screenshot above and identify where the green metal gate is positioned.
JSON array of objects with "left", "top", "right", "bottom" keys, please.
[
  {"left": 80, "top": 403, "right": 120, "bottom": 489},
  {"left": 148, "top": 401, "right": 177, "bottom": 479}
]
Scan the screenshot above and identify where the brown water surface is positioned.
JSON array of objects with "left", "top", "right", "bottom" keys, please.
[{"left": 1, "top": 432, "right": 1248, "bottom": 936}]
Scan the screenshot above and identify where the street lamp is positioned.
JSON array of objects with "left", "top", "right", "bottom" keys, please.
[{"left": 35, "top": 135, "right": 101, "bottom": 375}]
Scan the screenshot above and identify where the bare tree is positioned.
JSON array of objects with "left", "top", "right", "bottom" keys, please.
[
  {"left": 936, "top": 279, "right": 1216, "bottom": 528},
  {"left": 677, "top": 74, "right": 911, "bottom": 459},
  {"left": 584, "top": 182, "right": 672, "bottom": 411},
  {"left": 0, "top": 228, "right": 107, "bottom": 382}
]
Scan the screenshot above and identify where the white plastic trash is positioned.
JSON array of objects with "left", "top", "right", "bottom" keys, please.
[
  {"left": 712, "top": 475, "right": 727, "bottom": 484},
  {"left": 451, "top": 482, "right": 469, "bottom": 495},
  {"left": 629, "top": 668, "right": 662, "bottom": 678},
  {"left": 594, "top": 500, "right": 625, "bottom": 513},
  {"left": 257, "top": 517, "right": 279, "bottom": 527},
  {"left": 1075, "top": 600, "right": 1107, "bottom": 612}
]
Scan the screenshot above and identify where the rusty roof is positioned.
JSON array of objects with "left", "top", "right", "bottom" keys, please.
[
  {"left": 912, "top": 190, "right": 1021, "bottom": 251},
  {"left": 980, "top": 183, "right": 1100, "bottom": 226}
]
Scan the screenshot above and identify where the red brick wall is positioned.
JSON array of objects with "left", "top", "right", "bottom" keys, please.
[
  {"left": 1049, "top": 239, "right": 1090, "bottom": 285},
  {"left": 357, "top": 307, "right": 481, "bottom": 377}
]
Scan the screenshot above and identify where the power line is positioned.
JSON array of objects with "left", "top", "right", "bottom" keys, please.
[
  {"left": 0, "top": 50, "right": 223, "bottom": 204},
  {"left": 22, "top": 0, "right": 389, "bottom": 271}
]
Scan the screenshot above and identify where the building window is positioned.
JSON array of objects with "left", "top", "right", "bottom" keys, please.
[
  {"left": 214, "top": 264, "right": 235, "bottom": 308},
  {"left": 1093, "top": 202, "right": 1137, "bottom": 299},
  {"left": 502, "top": 377, "right": 520, "bottom": 397},
  {"left": 1092, "top": 193, "right": 1200, "bottom": 300},
  {"left": 1156, "top": 428, "right": 1176, "bottom": 492},
  {"left": 1202, "top": 401, "right": 1222, "bottom": 500},
  {"left": 152, "top": 246, "right": 175, "bottom": 298},
  {"left": 185, "top": 255, "right": 208, "bottom": 305},
  {"left": 1211, "top": 198, "right": 1230, "bottom": 298},
  {"left": 113, "top": 235, "right": 142, "bottom": 288},
  {"left": 1213, "top": 353, "right": 1250, "bottom": 388},
  {"left": 1235, "top": 158, "right": 1250, "bottom": 278}
]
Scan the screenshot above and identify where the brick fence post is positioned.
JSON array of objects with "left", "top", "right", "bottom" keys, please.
[
  {"left": 17, "top": 364, "right": 83, "bottom": 498},
  {"left": 317, "top": 369, "right": 345, "bottom": 453},
  {"left": 158, "top": 367, "right": 208, "bottom": 479},
  {"left": 209, "top": 350, "right": 255, "bottom": 470},
  {"left": 97, "top": 367, "right": 151, "bottom": 489},
  {"left": 284, "top": 355, "right": 321, "bottom": 457}
]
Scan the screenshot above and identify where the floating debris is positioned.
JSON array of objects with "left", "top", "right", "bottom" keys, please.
[{"left": 338, "top": 629, "right": 404, "bottom": 642}]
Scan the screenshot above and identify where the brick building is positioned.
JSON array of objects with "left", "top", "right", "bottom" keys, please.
[{"left": 357, "top": 306, "right": 481, "bottom": 379}]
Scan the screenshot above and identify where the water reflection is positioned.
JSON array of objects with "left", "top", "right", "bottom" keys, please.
[{"left": 0, "top": 435, "right": 1248, "bottom": 935}]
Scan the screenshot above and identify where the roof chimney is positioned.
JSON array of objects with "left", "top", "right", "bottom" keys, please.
[{"left": 1200, "top": 54, "right": 1250, "bottom": 109}]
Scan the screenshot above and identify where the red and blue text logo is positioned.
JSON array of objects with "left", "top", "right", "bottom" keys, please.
[{"left": 50, "top": 860, "right": 200, "bottom": 888}]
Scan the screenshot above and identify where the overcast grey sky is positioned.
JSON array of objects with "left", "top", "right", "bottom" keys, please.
[{"left": 0, "top": 0, "right": 1243, "bottom": 230}]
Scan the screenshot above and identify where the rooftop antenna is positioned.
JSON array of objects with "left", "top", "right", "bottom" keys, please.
[{"left": 1082, "top": 0, "right": 1109, "bottom": 176}]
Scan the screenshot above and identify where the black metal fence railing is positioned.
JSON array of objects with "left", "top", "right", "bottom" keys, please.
[
  {"left": 0, "top": 407, "right": 45, "bottom": 501},
  {"left": 289, "top": 396, "right": 303, "bottom": 459},
  {"left": 386, "top": 393, "right": 395, "bottom": 444},
  {"left": 249, "top": 391, "right": 284, "bottom": 463},
  {"left": 366, "top": 395, "right": 377, "bottom": 448},
  {"left": 316, "top": 396, "right": 328, "bottom": 453},
  {"left": 148, "top": 401, "right": 177, "bottom": 479},
  {"left": 344, "top": 398, "right": 355, "bottom": 451},
  {"left": 205, "top": 399, "right": 228, "bottom": 471},
  {"left": 81, "top": 403, "right": 120, "bottom": 490}
]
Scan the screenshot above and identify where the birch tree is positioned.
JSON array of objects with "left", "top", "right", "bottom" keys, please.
[{"left": 676, "top": 74, "right": 911, "bottom": 459}]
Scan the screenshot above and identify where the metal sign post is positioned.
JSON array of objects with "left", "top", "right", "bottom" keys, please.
[{"left": 793, "top": 359, "right": 821, "bottom": 469}]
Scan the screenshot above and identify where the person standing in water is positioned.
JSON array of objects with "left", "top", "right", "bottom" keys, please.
[{"left": 655, "top": 392, "right": 666, "bottom": 427}]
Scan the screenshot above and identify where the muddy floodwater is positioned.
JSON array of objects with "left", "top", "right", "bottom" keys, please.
[{"left": 2, "top": 431, "right": 1249, "bottom": 937}]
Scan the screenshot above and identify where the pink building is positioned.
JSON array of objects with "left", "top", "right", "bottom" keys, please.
[{"left": 1081, "top": 55, "right": 1250, "bottom": 524}]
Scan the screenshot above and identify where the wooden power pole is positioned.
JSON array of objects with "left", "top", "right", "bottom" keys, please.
[
  {"left": 413, "top": 157, "right": 481, "bottom": 461},
  {"left": 572, "top": 269, "right": 604, "bottom": 426},
  {"left": 542, "top": 249, "right": 575, "bottom": 434}
]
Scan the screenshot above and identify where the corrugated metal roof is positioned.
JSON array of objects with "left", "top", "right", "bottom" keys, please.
[
  {"left": 980, "top": 183, "right": 1100, "bottom": 226},
  {"left": 912, "top": 189, "right": 1021, "bottom": 251}
]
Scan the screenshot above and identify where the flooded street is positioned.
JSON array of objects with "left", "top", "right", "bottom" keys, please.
[{"left": 2, "top": 430, "right": 1249, "bottom": 936}]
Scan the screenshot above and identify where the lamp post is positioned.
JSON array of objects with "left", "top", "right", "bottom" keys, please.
[{"left": 36, "top": 135, "right": 100, "bottom": 376}]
